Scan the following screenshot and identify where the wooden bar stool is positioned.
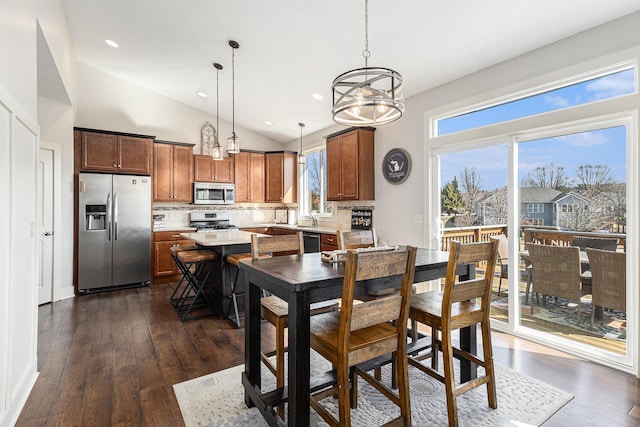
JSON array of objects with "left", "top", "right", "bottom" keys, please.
[
  {"left": 174, "top": 249, "right": 219, "bottom": 321},
  {"left": 408, "top": 240, "right": 499, "bottom": 427},
  {"left": 169, "top": 245, "right": 199, "bottom": 307},
  {"left": 250, "top": 233, "right": 338, "bottom": 418},
  {"left": 224, "top": 251, "right": 268, "bottom": 328}
]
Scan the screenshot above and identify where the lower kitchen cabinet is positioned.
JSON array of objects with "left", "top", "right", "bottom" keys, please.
[
  {"left": 321, "top": 233, "right": 338, "bottom": 251},
  {"left": 153, "top": 231, "right": 194, "bottom": 283}
]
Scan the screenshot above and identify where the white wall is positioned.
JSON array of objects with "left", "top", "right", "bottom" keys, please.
[
  {"left": 76, "top": 62, "right": 283, "bottom": 152},
  {"left": 0, "top": 0, "right": 76, "bottom": 425}
]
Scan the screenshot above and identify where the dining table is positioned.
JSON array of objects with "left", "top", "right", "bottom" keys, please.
[{"left": 240, "top": 247, "right": 476, "bottom": 426}]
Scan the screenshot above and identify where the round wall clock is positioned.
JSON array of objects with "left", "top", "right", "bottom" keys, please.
[{"left": 382, "top": 148, "right": 411, "bottom": 184}]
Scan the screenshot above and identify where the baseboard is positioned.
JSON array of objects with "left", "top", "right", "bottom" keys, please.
[{"left": 0, "top": 363, "right": 39, "bottom": 427}]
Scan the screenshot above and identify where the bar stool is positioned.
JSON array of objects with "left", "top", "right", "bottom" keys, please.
[
  {"left": 169, "top": 245, "right": 199, "bottom": 307},
  {"left": 174, "top": 249, "right": 219, "bottom": 321}
]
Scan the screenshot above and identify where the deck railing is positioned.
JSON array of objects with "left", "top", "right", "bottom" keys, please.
[{"left": 440, "top": 224, "right": 508, "bottom": 251}]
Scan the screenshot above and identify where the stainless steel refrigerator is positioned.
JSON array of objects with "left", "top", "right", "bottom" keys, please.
[{"left": 78, "top": 172, "right": 151, "bottom": 292}]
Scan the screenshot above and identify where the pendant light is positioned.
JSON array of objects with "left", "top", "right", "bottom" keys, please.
[
  {"left": 297, "top": 122, "right": 306, "bottom": 165},
  {"left": 227, "top": 40, "right": 240, "bottom": 153},
  {"left": 331, "top": 0, "right": 404, "bottom": 127},
  {"left": 212, "top": 63, "right": 225, "bottom": 160}
]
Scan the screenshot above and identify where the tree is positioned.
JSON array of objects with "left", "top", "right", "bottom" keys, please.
[
  {"left": 521, "top": 163, "right": 568, "bottom": 189},
  {"left": 484, "top": 186, "right": 508, "bottom": 225},
  {"left": 441, "top": 177, "right": 464, "bottom": 215},
  {"left": 458, "top": 167, "right": 484, "bottom": 226},
  {"left": 575, "top": 164, "right": 613, "bottom": 195}
]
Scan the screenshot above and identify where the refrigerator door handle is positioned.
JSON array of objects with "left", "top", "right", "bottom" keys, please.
[
  {"left": 106, "top": 192, "right": 112, "bottom": 241},
  {"left": 114, "top": 192, "right": 118, "bottom": 240}
]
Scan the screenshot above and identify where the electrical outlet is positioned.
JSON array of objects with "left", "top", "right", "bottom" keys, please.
[{"left": 414, "top": 214, "right": 423, "bottom": 224}]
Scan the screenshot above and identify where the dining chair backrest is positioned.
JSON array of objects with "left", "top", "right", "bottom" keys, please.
[
  {"left": 586, "top": 248, "right": 626, "bottom": 312},
  {"left": 250, "top": 232, "right": 304, "bottom": 259},
  {"left": 340, "top": 247, "right": 416, "bottom": 334},
  {"left": 443, "top": 240, "right": 498, "bottom": 310},
  {"left": 337, "top": 228, "right": 378, "bottom": 250},
  {"left": 525, "top": 243, "right": 583, "bottom": 301},
  {"left": 571, "top": 236, "right": 618, "bottom": 252}
]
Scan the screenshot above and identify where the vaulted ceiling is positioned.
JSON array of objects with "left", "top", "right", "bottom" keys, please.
[{"left": 61, "top": 0, "right": 640, "bottom": 143}]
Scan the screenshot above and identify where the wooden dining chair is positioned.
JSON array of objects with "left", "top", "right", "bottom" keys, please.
[
  {"left": 250, "top": 233, "right": 338, "bottom": 418},
  {"left": 586, "top": 248, "right": 626, "bottom": 329},
  {"left": 336, "top": 228, "right": 378, "bottom": 250},
  {"left": 408, "top": 240, "right": 498, "bottom": 427},
  {"left": 309, "top": 246, "right": 417, "bottom": 427}
]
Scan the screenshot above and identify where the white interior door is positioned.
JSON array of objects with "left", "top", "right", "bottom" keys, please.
[{"left": 37, "top": 147, "right": 54, "bottom": 305}]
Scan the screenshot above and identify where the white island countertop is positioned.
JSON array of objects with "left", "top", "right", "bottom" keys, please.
[{"left": 180, "top": 230, "right": 264, "bottom": 246}]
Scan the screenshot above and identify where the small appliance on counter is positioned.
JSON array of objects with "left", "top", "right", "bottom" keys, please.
[
  {"left": 287, "top": 209, "right": 297, "bottom": 225},
  {"left": 189, "top": 211, "right": 237, "bottom": 231}
]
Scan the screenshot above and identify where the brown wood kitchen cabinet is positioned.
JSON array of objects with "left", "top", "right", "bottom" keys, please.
[
  {"left": 193, "top": 155, "right": 235, "bottom": 183},
  {"left": 77, "top": 129, "right": 153, "bottom": 175},
  {"left": 265, "top": 152, "right": 297, "bottom": 203},
  {"left": 326, "top": 127, "right": 375, "bottom": 201},
  {"left": 321, "top": 233, "right": 338, "bottom": 251},
  {"left": 153, "top": 141, "right": 194, "bottom": 202},
  {"left": 152, "top": 231, "right": 195, "bottom": 283},
  {"left": 234, "top": 151, "right": 265, "bottom": 203}
]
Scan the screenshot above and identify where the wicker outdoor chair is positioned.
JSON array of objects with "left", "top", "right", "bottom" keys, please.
[
  {"left": 586, "top": 248, "right": 626, "bottom": 329},
  {"left": 571, "top": 236, "right": 618, "bottom": 252}
]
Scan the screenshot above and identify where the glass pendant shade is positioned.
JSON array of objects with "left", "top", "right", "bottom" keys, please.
[
  {"left": 297, "top": 122, "right": 306, "bottom": 165},
  {"left": 227, "top": 132, "right": 240, "bottom": 153}
]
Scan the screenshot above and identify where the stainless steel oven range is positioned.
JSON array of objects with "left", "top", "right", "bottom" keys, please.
[{"left": 189, "top": 211, "right": 237, "bottom": 231}]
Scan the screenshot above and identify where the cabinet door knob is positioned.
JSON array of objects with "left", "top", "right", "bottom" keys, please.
[{"left": 113, "top": 164, "right": 118, "bottom": 168}]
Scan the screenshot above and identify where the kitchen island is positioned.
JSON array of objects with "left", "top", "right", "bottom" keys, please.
[{"left": 180, "top": 230, "right": 265, "bottom": 318}]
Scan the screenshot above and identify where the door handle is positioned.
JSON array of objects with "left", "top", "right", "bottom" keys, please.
[
  {"left": 113, "top": 192, "right": 118, "bottom": 240},
  {"left": 106, "top": 192, "right": 112, "bottom": 241}
]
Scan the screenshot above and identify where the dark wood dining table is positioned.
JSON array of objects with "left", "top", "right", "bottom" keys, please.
[{"left": 240, "top": 248, "right": 475, "bottom": 426}]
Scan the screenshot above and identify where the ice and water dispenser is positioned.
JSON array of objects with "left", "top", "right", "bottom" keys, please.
[{"left": 85, "top": 204, "right": 107, "bottom": 231}]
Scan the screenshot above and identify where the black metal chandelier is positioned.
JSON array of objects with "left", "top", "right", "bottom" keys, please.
[{"left": 331, "top": 0, "right": 404, "bottom": 127}]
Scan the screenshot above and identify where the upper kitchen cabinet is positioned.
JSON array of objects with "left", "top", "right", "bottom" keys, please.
[
  {"left": 234, "top": 151, "right": 265, "bottom": 203},
  {"left": 193, "top": 155, "right": 235, "bottom": 183},
  {"left": 153, "top": 141, "right": 194, "bottom": 202},
  {"left": 326, "top": 127, "right": 375, "bottom": 201},
  {"left": 265, "top": 152, "right": 297, "bottom": 203},
  {"left": 77, "top": 129, "right": 153, "bottom": 175}
]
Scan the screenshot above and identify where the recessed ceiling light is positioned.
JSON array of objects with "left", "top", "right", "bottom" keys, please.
[
  {"left": 105, "top": 39, "right": 119, "bottom": 48},
  {"left": 312, "top": 93, "right": 324, "bottom": 100},
  {"left": 264, "top": 120, "right": 273, "bottom": 126},
  {"left": 197, "top": 91, "right": 208, "bottom": 98}
]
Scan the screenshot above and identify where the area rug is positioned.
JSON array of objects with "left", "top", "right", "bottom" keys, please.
[{"left": 173, "top": 350, "right": 573, "bottom": 426}]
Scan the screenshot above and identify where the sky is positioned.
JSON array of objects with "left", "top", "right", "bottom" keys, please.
[{"left": 438, "top": 69, "right": 632, "bottom": 190}]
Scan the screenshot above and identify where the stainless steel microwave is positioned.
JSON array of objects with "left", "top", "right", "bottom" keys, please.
[{"left": 193, "top": 182, "right": 235, "bottom": 205}]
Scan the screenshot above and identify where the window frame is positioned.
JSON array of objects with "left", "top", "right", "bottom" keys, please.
[{"left": 297, "top": 145, "right": 335, "bottom": 219}]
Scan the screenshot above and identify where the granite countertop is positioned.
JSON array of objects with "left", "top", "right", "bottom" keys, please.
[
  {"left": 241, "top": 224, "right": 339, "bottom": 235},
  {"left": 153, "top": 226, "right": 197, "bottom": 233},
  {"left": 180, "top": 230, "right": 260, "bottom": 246}
]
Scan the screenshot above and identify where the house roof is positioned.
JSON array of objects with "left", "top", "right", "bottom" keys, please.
[{"left": 519, "top": 187, "right": 563, "bottom": 203}]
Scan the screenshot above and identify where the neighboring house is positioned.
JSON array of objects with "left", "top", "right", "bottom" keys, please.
[{"left": 477, "top": 187, "right": 591, "bottom": 229}]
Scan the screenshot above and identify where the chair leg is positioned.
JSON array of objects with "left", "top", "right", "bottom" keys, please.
[
  {"left": 225, "top": 266, "right": 243, "bottom": 328},
  {"left": 275, "top": 318, "right": 286, "bottom": 419},
  {"left": 441, "top": 329, "right": 458, "bottom": 427},
  {"left": 431, "top": 328, "right": 439, "bottom": 370},
  {"left": 481, "top": 319, "right": 497, "bottom": 409},
  {"left": 395, "top": 348, "right": 412, "bottom": 426},
  {"left": 337, "top": 358, "right": 351, "bottom": 427}
]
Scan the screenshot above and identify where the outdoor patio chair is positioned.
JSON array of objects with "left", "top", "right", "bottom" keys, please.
[
  {"left": 525, "top": 243, "right": 591, "bottom": 325},
  {"left": 490, "top": 234, "right": 508, "bottom": 295},
  {"left": 571, "top": 236, "right": 618, "bottom": 252},
  {"left": 586, "top": 248, "right": 626, "bottom": 329}
]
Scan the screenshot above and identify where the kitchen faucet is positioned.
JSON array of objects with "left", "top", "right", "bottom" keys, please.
[{"left": 311, "top": 214, "right": 318, "bottom": 228}]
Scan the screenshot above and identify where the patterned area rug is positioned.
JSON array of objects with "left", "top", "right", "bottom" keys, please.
[{"left": 173, "top": 350, "right": 573, "bottom": 426}]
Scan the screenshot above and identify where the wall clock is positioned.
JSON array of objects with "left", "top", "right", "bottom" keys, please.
[{"left": 382, "top": 148, "right": 411, "bottom": 184}]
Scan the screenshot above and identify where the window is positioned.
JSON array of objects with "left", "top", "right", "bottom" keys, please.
[
  {"left": 298, "top": 148, "right": 334, "bottom": 216},
  {"left": 527, "top": 203, "right": 544, "bottom": 213},
  {"left": 531, "top": 218, "right": 544, "bottom": 226},
  {"left": 562, "top": 203, "right": 575, "bottom": 213},
  {"left": 436, "top": 68, "right": 634, "bottom": 136}
]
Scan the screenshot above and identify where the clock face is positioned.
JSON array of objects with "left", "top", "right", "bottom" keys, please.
[{"left": 382, "top": 148, "right": 411, "bottom": 184}]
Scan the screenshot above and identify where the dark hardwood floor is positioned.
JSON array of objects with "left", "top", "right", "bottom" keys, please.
[{"left": 17, "top": 283, "right": 640, "bottom": 426}]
